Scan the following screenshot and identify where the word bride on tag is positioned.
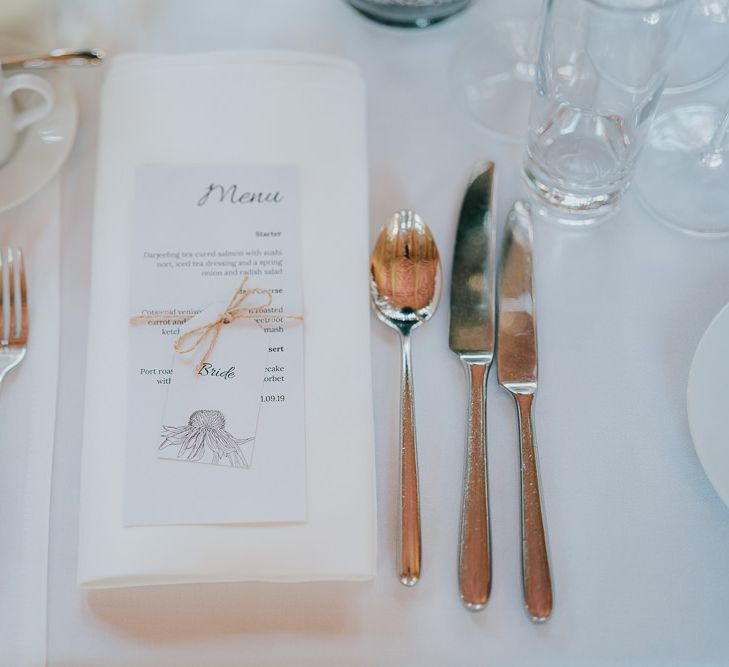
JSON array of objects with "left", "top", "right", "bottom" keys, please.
[{"left": 197, "top": 363, "right": 236, "bottom": 379}]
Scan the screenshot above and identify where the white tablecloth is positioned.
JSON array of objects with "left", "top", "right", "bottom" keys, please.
[
  {"left": 0, "top": 185, "right": 59, "bottom": 667},
  {"left": 0, "top": 18, "right": 60, "bottom": 667},
  {"left": 38, "top": 0, "right": 729, "bottom": 665}
]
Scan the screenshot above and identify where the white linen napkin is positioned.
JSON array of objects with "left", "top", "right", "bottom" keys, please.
[{"left": 77, "top": 51, "right": 376, "bottom": 587}]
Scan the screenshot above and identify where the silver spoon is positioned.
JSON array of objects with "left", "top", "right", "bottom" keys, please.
[
  {"left": 0, "top": 48, "right": 105, "bottom": 70},
  {"left": 370, "top": 210, "right": 442, "bottom": 586}
]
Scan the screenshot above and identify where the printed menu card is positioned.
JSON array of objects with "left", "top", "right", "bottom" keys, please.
[{"left": 125, "top": 164, "right": 307, "bottom": 526}]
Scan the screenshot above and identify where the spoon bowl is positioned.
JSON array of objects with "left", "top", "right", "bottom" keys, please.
[
  {"left": 370, "top": 209, "right": 441, "bottom": 586},
  {"left": 370, "top": 209, "right": 442, "bottom": 331}
]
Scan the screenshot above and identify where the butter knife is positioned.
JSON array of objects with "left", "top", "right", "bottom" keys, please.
[
  {"left": 497, "top": 201, "right": 553, "bottom": 622},
  {"left": 449, "top": 162, "right": 496, "bottom": 611}
]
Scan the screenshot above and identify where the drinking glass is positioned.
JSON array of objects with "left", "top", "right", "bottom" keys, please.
[
  {"left": 451, "top": 0, "right": 726, "bottom": 143},
  {"left": 632, "top": 0, "right": 729, "bottom": 236},
  {"left": 522, "top": 0, "right": 689, "bottom": 225}
]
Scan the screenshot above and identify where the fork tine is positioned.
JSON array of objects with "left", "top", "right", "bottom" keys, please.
[
  {"left": 7, "top": 249, "right": 15, "bottom": 343},
  {"left": 17, "top": 248, "right": 27, "bottom": 343}
]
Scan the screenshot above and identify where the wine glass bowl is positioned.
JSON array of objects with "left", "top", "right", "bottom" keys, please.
[{"left": 635, "top": 102, "right": 729, "bottom": 236}]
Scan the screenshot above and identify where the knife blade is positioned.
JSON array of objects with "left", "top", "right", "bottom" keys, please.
[
  {"left": 449, "top": 162, "right": 495, "bottom": 612},
  {"left": 497, "top": 201, "right": 553, "bottom": 622}
]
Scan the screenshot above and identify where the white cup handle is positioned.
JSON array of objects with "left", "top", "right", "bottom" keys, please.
[{"left": 3, "top": 73, "right": 54, "bottom": 133}]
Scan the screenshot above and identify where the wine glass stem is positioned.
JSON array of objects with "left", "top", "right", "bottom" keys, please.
[{"left": 531, "top": 0, "right": 549, "bottom": 60}]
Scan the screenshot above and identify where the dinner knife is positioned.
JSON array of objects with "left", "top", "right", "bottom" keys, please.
[
  {"left": 449, "top": 162, "right": 496, "bottom": 611},
  {"left": 497, "top": 201, "right": 553, "bottom": 622}
]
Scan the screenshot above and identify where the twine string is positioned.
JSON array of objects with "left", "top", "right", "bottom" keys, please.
[{"left": 130, "top": 276, "right": 303, "bottom": 373}]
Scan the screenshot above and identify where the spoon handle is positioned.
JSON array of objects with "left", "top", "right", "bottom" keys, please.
[
  {"left": 398, "top": 330, "right": 421, "bottom": 586},
  {"left": 458, "top": 360, "right": 491, "bottom": 610}
]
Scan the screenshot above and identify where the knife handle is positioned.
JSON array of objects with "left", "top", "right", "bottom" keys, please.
[
  {"left": 514, "top": 392, "right": 553, "bottom": 622},
  {"left": 398, "top": 331, "right": 421, "bottom": 586},
  {"left": 458, "top": 360, "right": 491, "bottom": 611}
]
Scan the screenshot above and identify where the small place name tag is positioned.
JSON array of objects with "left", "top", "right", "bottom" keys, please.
[
  {"left": 158, "top": 302, "right": 268, "bottom": 471},
  {"left": 125, "top": 164, "right": 306, "bottom": 527}
]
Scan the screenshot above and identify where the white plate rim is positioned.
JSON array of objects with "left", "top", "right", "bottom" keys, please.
[{"left": 687, "top": 300, "right": 729, "bottom": 510}]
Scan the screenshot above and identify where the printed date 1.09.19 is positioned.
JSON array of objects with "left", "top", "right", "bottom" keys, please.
[{"left": 261, "top": 394, "right": 286, "bottom": 403}]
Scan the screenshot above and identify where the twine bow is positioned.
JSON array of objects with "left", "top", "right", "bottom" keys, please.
[{"left": 173, "top": 276, "right": 302, "bottom": 373}]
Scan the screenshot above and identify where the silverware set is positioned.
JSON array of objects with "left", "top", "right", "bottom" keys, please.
[{"left": 370, "top": 163, "right": 553, "bottom": 621}]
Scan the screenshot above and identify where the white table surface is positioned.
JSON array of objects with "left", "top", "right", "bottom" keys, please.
[{"left": 38, "top": 0, "right": 729, "bottom": 665}]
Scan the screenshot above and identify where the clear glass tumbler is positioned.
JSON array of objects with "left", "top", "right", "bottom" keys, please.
[{"left": 523, "top": 0, "right": 689, "bottom": 224}]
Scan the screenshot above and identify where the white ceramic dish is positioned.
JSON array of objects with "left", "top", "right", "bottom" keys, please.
[
  {"left": 0, "top": 36, "right": 78, "bottom": 215},
  {"left": 687, "top": 301, "right": 729, "bottom": 509}
]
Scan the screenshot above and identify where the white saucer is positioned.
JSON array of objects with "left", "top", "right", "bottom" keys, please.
[
  {"left": 0, "top": 36, "right": 78, "bottom": 214},
  {"left": 687, "top": 302, "right": 729, "bottom": 509}
]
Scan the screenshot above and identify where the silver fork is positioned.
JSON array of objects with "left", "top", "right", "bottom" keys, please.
[{"left": 0, "top": 248, "right": 28, "bottom": 386}]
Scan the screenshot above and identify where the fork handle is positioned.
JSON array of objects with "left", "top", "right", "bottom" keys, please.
[
  {"left": 458, "top": 360, "right": 491, "bottom": 611},
  {"left": 397, "top": 330, "right": 421, "bottom": 586},
  {"left": 514, "top": 392, "right": 553, "bottom": 622}
]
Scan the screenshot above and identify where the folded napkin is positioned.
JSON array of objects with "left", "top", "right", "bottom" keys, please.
[{"left": 78, "top": 51, "right": 376, "bottom": 587}]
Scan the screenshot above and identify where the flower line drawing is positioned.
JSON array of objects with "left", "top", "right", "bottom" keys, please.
[{"left": 160, "top": 409, "right": 253, "bottom": 468}]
